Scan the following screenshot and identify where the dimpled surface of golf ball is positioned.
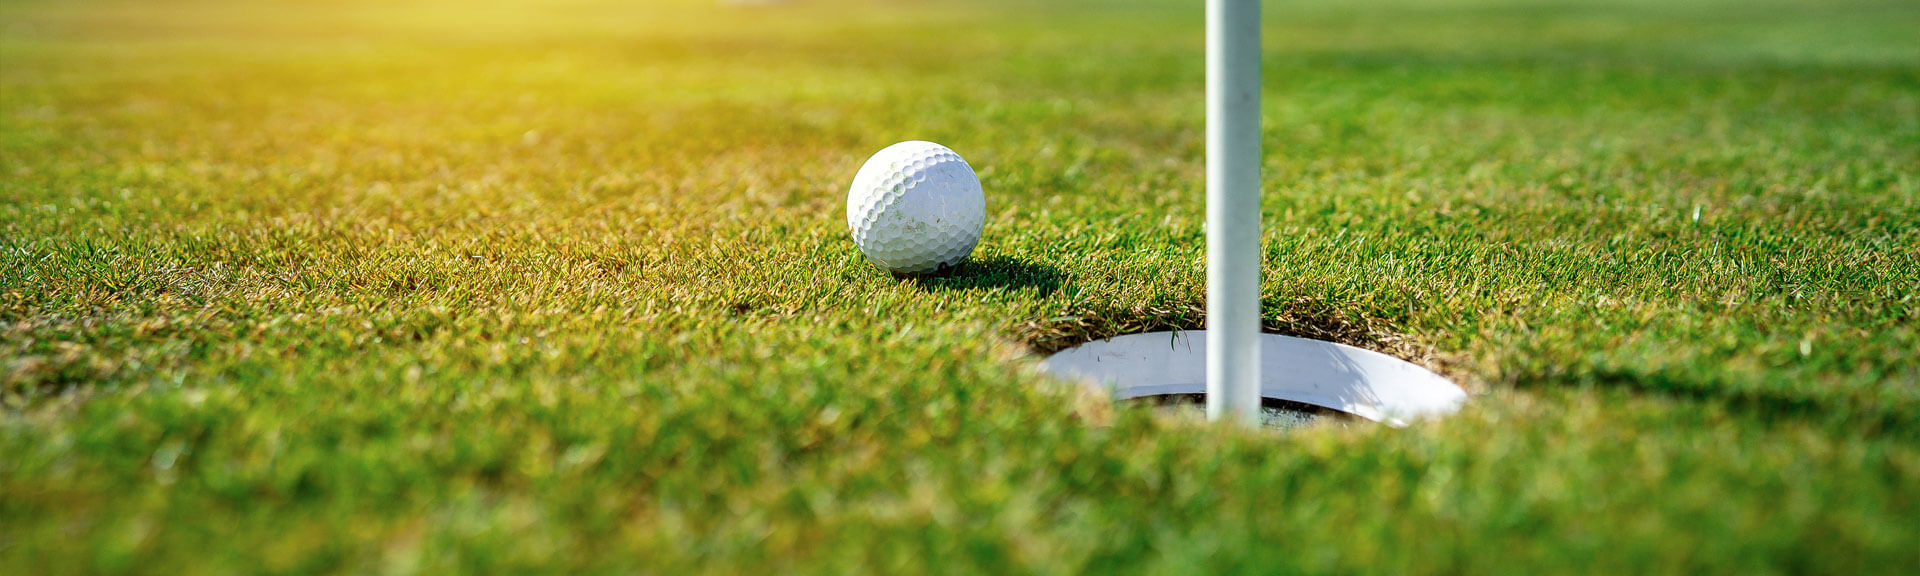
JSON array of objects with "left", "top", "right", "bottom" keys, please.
[{"left": 846, "top": 141, "right": 986, "bottom": 275}]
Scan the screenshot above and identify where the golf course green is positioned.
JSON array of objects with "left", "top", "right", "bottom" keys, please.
[{"left": 3, "top": 0, "right": 1916, "bottom": 573}]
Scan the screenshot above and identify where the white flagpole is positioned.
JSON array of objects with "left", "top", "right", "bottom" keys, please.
[{"left": 1206, "top": 0, "right": 1262, "bottom": 424}]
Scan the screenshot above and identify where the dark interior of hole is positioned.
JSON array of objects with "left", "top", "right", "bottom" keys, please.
[{"left": 1127, "top": 393, "right": 1359, "bottom": 421}]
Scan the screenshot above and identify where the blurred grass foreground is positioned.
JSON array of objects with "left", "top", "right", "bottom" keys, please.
[{"left": 2, "top": 0, "right": 1918, "bottom": 574}]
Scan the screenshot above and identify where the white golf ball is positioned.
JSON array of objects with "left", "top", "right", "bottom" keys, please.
[{"left": 846, "top": 141, "right": 986, "bottom": 275}]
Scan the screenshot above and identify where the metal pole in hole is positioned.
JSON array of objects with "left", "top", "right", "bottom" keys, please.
[{"left": 1206, "top": 0, "right": 1261, "bottom": 424}]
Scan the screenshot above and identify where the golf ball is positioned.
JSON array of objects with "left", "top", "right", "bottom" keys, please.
[{"left": 846, "top": 141, "right": 986, "bottom": 275}]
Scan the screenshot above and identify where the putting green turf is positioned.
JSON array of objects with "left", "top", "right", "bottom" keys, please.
[{"left": 3, "top": 0, "right": 1918, "bottom": 572}]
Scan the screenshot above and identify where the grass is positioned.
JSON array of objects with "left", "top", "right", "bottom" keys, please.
[{"left": 2, "top": 0, "right": 1917, "bottom": 573}]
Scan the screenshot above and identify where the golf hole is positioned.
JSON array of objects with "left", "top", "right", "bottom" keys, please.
[{"left": 1041, "top": 331, "right": 1466, "bottom": 428}]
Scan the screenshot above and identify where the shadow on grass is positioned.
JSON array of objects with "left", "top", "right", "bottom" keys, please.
[
  {"left": 1020, "top": 295, "right": 1414, "bottom": 357},
  {"left": 903, "top": 254, "right": 1062, "bottom": 294},
  {"left": 1512, "top": 367, "right": 1920, "bottom": 442}
]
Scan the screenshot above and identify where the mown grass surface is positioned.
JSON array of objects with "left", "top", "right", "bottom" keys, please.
[{"left": 3, "top": 0, "right": 1917, "bottom": 573}]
